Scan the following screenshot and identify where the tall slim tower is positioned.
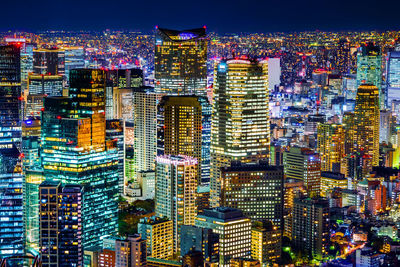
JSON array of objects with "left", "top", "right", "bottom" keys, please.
[
  {"left": 0, "top": 44, "right": 24, "bottom": 258},
  {"left": 154, "top": 155, "right": 198, "bottom": 254},
  {"left": 386, "top": 50, "right": 400, "bottom": 108},
  {"left": 155, "top": 27, "right": 207, "bottom": 96},
  {"left": 337, "top": 39, "right": 350, "bottom": 74},
  {"left": 317, "top": 123, "right": 345, "bottom": 172},
  {"left": 210, "top": 59, "right": 270, "bottom": 207},
  {"left": 354, "top": 84, "right": 380, "bottom": 173},
  {"left": 356, "top": 43, "right": 383, "bottom": 108},
  {"left": 41, "top": 69, "right": 119, "bottom": 248}
]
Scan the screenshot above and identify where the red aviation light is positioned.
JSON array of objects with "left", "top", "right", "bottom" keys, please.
[{"left": 57, "top": 115, "right": 62, "bottom": 120}]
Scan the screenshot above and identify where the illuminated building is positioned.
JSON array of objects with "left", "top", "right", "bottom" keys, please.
[
  {"left": 343, "top": 112, "right": 355, "bottom": 156},
  {"left": 251, "top": 221, "right": 281, "bottom": 265},
  {"left": 33, "top": 48, "right": 65, "bottom": 76},
  {"left": 317, "top": 123, "right": 345, "bottom": 172},
  {"left": 197, "top": 185, "right": 210, "bottom": 214},
  {"left": 155, "top": 27, "right": 207, "bottom": 96},
  {"left": 356, "top": 43, "right": 383, "bottom": 108},
  {"left": 64, "top": 47, "right": 85, "bottom": 81},
  {"left": 292, "top": 198, "right": 329, "bottom": 261},
  {"left": 39, "top": 180, "right": 83, "bottom": 267},
  {"left": 337, "top": 39, "right": 350, "bottom": 74},
  {"left": 386, "top": 50, "right": 400, "bottom": 108},
  {"left": 134, "top": 87, "right": 164, "bottom": 174},
  {"left": 157, "top": 96, "right": 203, "bottom": 183},
  {"left": 195, "top": 207, "right": 251, "bottom": 267},
  {"left": 220, "top": 162, "right": 283, "bottom": 228},
  {"left": 106, "top": 119, "right": 125, "bottom": 194},
  {"left": 210, "top": 59, "right": 270, "bottom": 207},
  {"left": 267, "top": 58, "right": 281, "bottom": 91},
  {"left": 138, "top": 216, "right": 173, "bottom": 260},
  {"left": 230, "top": 258, "right": 260, "bottom": 267},
  {"left": 354, "top": 84, "right": 380, "bottom": 173},
  {"left": 180, "top": 225, "right": 219, "bottom": 264},
  {"left": 137, "top": 170, "right": 155, "bottom": 199},
  {"left": 41, "top": 69, "right": 119, "bottom": 248},
  {"left": 283, "top": 179, "right": 306, "bottom": 238},
  {"left": 155, "top": 155, "right": 197, "bottom": 254},
  {"left": 304, "top": 114, "right": 325, "bottom": 135},
  {"left": 112, "top": 88, "right": 133, "bottom": 120},
  {"left": 283, "top": 147, "right": 321, "bottom": 197},
  {"left": 320, "top": 171, "right": 347, "bottom": 197},
  {"left": 25, "top": 94, "right": 45, "bottom": 120},
  {"left": 115, "top": 234, "right": 147, "bottom": 267},
  {"left": 380, "top": 110, "right": 395, "bottom": 144},
  {"left": 0, "top": 44, "right": 24, "bottom": 258},
  {"left": 28, "top": 74, "right": 63, "bottom": 96}
]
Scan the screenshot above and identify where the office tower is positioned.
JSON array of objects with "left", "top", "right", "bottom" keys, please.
[
  {"left": 155, "top": 27, "right": 207, "bottom": 96},
  {"left": 157, "top": 96, "right": 202, "bottom": 181},
  {"left": 320, "top": 171, "right": 347, "bottom": 197},
  {"left": 283, "top": 147, "right": 321, "bottom": 197},
  {"left": 251, "top": 221, "right": 281, "bottom": 265},
  {"left": 115, "top": 235, "right": 147, "bottom": 267},
  {"left": 28, "top": 74, "right": 63, "bottom": 96},
  {"left": 134, "top": 87, "right": 163, "bottom": 174},
  {"left": 41, "top": 69, "right": 119, "bottom": 248},
  {"left": 125, "top": 147, "right": 135, "bottom": 182},
  {"left": 199, "top": 96, "right": 212, "bottom": 184},
  {"left": 292, "top": 198, "right": 329, "bottom": 261},
  {"left": 195, "top": 207, "right": 251, "bottom": 267},
  {"left": 317, "top": 123, "right": 345, "bottom": 172},
  {"left": 354, "top": 84, "right": 380, "bottom": 172},
  {"left": 220, "top": 162, "right": 283, "bottom": 228},
  {"left": 380, "top": 110, "right": 395, "bottom": 144},
  {"left": 196, "top": 185, "right": 210, "bottom": 214},
  {"left": 115, "top": 69, "right": 143, "bottom": 89},
  {"left": 155, "top": 155, "right": 197, "bottom": 254},
  {"left": 387, "top": 50, "right": 400, "bottom": 108},
  {"left": 343, "top": 112, "right": 355, "bottom": 156},
  {"left": 337, "top": 39, "right": 350, "bottom": 74},
  {"left": 39, "top": 181, "right": 83, "bottom": 267},
  {"left": 180, "top": 225, "right": 219, "bottom": 264},
  {"left": 283, "top": 179, "right": 306, "bottom": 238},
  {"left": 25, "top": 94, "right": 45, "bottom": 120},
  {"left": 0, "top": 44, "right": 24, "bottom": 258},
  {"left": 106, "top": 119, "right": 125, "bottom": 194},
  {"left": 210, "top": 59, "right": 270, "bottom": 207},
  {"left": 230, "top": 258, "right": 261, "bottom": 267},
  {"left": 356, "top": 43, "right": 383, "bottom": 107},
  {"left": 138, "top": 216, "right": 173, "bottom": 260},
  {"left": 304, "top": 114, "right": 325, "bottom": 135},
  {"left": 267, "top": 58, "right": 281, "bottom": 91},
  {"left": 64, "top": 47, "right": 85, "bottom": 81},
  {"left": 182, "top": 250, "right": 204, "bottom": 267},
  {"left": 33, "top": 48, "right": 65, "bottom": 76},
  {"left": 112, "top": 88, "right": 133, "bottom": 120}
]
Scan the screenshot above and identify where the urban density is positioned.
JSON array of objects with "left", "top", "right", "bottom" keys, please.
[{"left": 3, "top": 18, "right": 400, "bottom": 267}]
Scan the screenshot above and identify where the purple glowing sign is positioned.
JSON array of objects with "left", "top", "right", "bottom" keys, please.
[{"left": 179, "top": 32, "right": 197, "bottom": 40}]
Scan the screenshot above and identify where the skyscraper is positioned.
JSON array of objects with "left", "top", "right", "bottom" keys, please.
[
  {"left": 28, "top": 74, "right": 64, "bottom": 96},
  {"left": 39, "top": 181, "right": 83, "bottom": 267},
  {"left": 41, "top": 69, "right": 119, "bottom": 248},
  {"left": 115, "top": 235, "right": 147, "bottom": 267},
  {"left": 33, "top": 48, "right": 65, "bottom": 76},
  {"left": 317, "top": 123, "right": 345, "bottom": 173},
  {"left": 220, "top": 162, "right": 283, "bottom": 228},
  {"left": 251, "top": 221, "right": 281, "bottom": 265},
  {"left": 157, "top": 96, "right": 202, "bottom": 182},
  {"left": 356, "top": 43, "right": 383, "bottom": 108},
  {"left": 154, "top": 155, "right": 198, "bottom": 254},
  {"left": 155, "top": 27, "right": 207, "bottom": 96},
  {"left": 133, "top": 87, "right": 164, "bottom": 175},
  {"left": 210, "top": 59, "right": 270, "bottom": 207},
  {"left": 386, "top": 50, "right": 400, "bottom": 108},
  {"left": 354, "top": 84, "right": 380, "bottom": 172},
  {"left": 337, "top": 39, "right": 350, "bottom": 74},
  {"left": 0, "top": 44, "right": 24, "bottom": 258}
]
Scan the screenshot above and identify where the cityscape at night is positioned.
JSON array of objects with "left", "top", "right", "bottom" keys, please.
[{"left": 3, "top": 1, "right": 400, "bottom": 266}]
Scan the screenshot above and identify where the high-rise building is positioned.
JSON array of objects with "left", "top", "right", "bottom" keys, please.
[
  {"left": 138, "top": 216, "right": 174, "bottom": 260},
  {"left": 267, "top": 58, "right": 281, "bottom": 91},
  {"left": 386, "top": 51, "right": 400, "bottom": 108},
  {"left": 155, "top": 155, "right": 198, "bottom": 254},
  {"left": 115, "top": 235, "right": 147, "bottom": 267},
  {"left": 155, "top": 27, "right": 207, "bottom": 96},
  {"left": 210, "top": 59, "right": 270, "bottom": 207},
  {"left": 28, "top": 74, "right": 63, "bottom": 96},
  {"left": 317, "top": 123, "right": 345, "bottom": 173},
  {"left": 41, "top": 69, "right": 119, "bottom": 248},
  {"left": 180, "top": 225, "right": 219, "bottom": 264},
  {"left": 292, "top": 198, "right": 329, "bottom": 261},
  {"left": 251, "top": 221, "right": 281, "bottom": 265},
  {"left": 157, "top": 96, "right": 202, "bottom": 182},
  {"left": 195, "top": 207, "right": 252, "bottom": 267},
  {"left": 354, "top": 84, "right": 380, "bottom": 172},
  {"left": 106, "top": 119, "right": 125, "bottom": 195},
  {"left": 133, "top": 87, "right": 164, "bottom": 174},
  {"left": 356, "top": 43, "right": 382, "bottom": 108},
  {"left": 320, "top": 171, "right": 347, "bottom": 197},
  {"left": 64, "top": 47, "right": 85, "bottom": 81},
  {"left": 283, "top": 147, "right": 321, "bottom": 197},
  {"left": 283, "top": 179, "right": 306, "bottom": 238},
  {"left": 337, "top": 39, "right": 350, "bottom": 74},
  {"left": 0, "top": 44, "right": 24, "bottom": 258},
  {"left": 220, "top": 162, "right": 283, "bottom": 228},
  {"left": 25, "top": 94, "right": 45, "bottom": 120},
  {"left": 39, "top": 180, "right": 83, "bottom": 267},
  {"left": 33, "top": 48, "right": 65, "bottom": 76}
]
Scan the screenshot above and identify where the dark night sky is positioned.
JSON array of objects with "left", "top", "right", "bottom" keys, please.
[{"left": 2, "top": 0, "right": 400, "bottom": 33}]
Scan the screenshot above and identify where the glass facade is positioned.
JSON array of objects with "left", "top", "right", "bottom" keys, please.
[{"left": 387, "top": 51, "right": 400, "bottom": 108}]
